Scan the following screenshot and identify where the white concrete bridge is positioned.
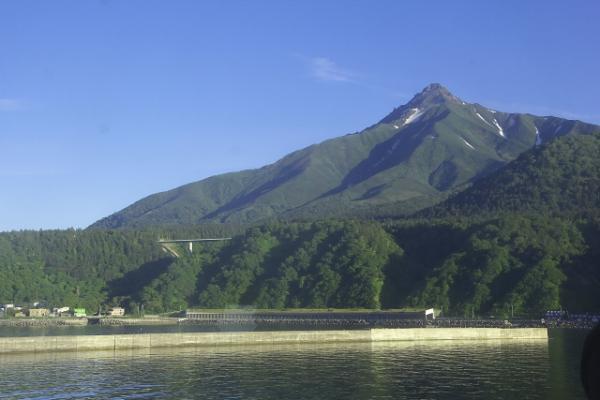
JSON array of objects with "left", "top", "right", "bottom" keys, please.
[{"left": 157, "top": 238, "right": 231, "bottom": 257}]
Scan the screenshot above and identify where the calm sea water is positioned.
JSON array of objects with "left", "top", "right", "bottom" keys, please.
[{"left": 0, "top": 329, "right": 588, "bottom": 400}]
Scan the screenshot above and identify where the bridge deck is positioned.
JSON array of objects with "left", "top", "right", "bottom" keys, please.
[{"left": 157, "top": 238, "right": 231, "bottom": 243}]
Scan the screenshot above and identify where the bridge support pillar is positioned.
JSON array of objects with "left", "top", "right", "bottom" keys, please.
[{"left": 188, "top": 242, "right": 193, "bottom": 253}]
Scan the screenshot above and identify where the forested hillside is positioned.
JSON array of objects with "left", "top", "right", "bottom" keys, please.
[
  {"left": 0, "top": 224, "right": 243, "bottom": 312},
  {"left": 2, "top": 217, "right": 599, "bottom": 317},
  {"left": 424, "top": 132, "right": 600, "bottom": 217}
]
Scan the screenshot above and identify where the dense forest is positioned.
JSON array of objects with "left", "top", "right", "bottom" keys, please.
[{"left": 1, "top": 216, "right": 598, "bottom": 317}]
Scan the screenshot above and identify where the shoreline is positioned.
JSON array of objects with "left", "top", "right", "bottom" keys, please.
[
  {"left": 0, "top": 327, "right": 548, "bottom": 355},
  {"left": 0, "top": 318, "right": 88, "bottom": 328},
  {"left": 1, "top": 316, "right": 594, "bottom": 331}
]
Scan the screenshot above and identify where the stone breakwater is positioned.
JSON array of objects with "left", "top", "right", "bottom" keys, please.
[
  {"left": 96, "top": 317, "right": 178, "bottom": 326},
  {"left": 0, "top": 318, "right": 88, "bottom": 328},
  {"left": 180, "top": 318, "right": 547, "bottom": 329},
  {"left": 0, "top": 328, "right": 547, "bottom": 354}
]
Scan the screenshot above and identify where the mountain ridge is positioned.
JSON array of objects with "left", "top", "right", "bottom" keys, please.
[{"left": 90, "top": 84, "right": 600, "bottom": 228}]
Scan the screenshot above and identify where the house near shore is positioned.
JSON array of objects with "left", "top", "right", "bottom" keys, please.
[
  {"left": 107, "top": 307, "right": 125, "bottom": 317},
  {"left": 53, "top": 306, "right": 70, "bottom": 317},
  {"left": 28, "top": 308, "right": 49, "bottom": 318}
]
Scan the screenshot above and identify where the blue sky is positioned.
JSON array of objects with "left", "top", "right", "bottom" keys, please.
[{"left": 1, "top": 0, "right": 599, "bottom": 230}]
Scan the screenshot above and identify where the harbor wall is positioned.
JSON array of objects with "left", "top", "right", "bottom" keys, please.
[
  {"left": 370, "top": 327, "right": 547, "bottom": 341},
  {"left": 0, "top": 328, "right": 547, "bottom": 354}
]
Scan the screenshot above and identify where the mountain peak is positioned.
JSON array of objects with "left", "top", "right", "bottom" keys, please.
[
  {"left": 408, "top": 83, "right": 461, "bottom": 107},
  {"left": 423, "top": 82, "right": 450, "bottom": 93},
  {"left": 380, "top": 83, "right": 462, "bottom": 124}
]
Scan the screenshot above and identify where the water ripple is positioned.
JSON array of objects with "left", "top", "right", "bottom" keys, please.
[{"left": 0, "top": 331, "right": 587, "bottom": 400}]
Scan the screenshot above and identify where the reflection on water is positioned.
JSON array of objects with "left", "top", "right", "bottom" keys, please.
[
  {"left": 0, "top": 330, "right": 587, "bottom": 400},
  {"left": 547, "top": 329, "right": 588, "bottom": 400}
]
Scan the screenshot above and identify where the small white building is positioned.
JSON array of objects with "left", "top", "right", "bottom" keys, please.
[{"left": 107, "top": 307, "right": 125, "bottom": 317}]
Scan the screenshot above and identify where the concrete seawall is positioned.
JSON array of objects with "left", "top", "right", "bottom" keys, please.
[
  {"left": 370, "top": 328, "right": 547, "bottom": 341},
  {"left": 0, "top": 328, "right": 547, "bottom": 354}
]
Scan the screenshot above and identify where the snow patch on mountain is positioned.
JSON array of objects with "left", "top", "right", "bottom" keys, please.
[
  {"left": 461, "top": 137, "right": 475, "bottom": 150},
  {"left": 535, "top": 127, "right": 542, "bottom": 146},
  {"left": 493, "top": 119, "right": 505, "bottom": 138},
  {"left": 405, "top": 108, "right": 424, "bottom": 125}
]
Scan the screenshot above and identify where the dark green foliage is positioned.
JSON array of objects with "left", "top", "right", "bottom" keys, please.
[
  {"left": 425, "top": 133, "right": 600, "bottom": 217},
  {"left": 1, "top": 216, "right": 598, "bottom": 316},
  {"left": 0, "top": 221, "right": 403, "bottom": 312},
  {"left": 0, "top": 226, "right": 237, "bottom": 311},
  {"left": 403, "top": 216, "right": 586, "bottom": 316},
  {"left": 561, "top": 217, "right": 600, "bottom": 311},
  {"left": 195, "top": 221, "right": 401, "bottom": 309},
  {"left": 381, "top": 220, "right": 469, "bottom": 308},
  {"left": 0, "top": 229, "right": 163, "bottom": 310},
  {"left": 138, "top": 252, "right": 211, "bottom": 312}
]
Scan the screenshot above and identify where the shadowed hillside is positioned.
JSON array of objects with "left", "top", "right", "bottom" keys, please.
[{"left": 422, "top": 132, "right": 600, "bottom": 217}]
